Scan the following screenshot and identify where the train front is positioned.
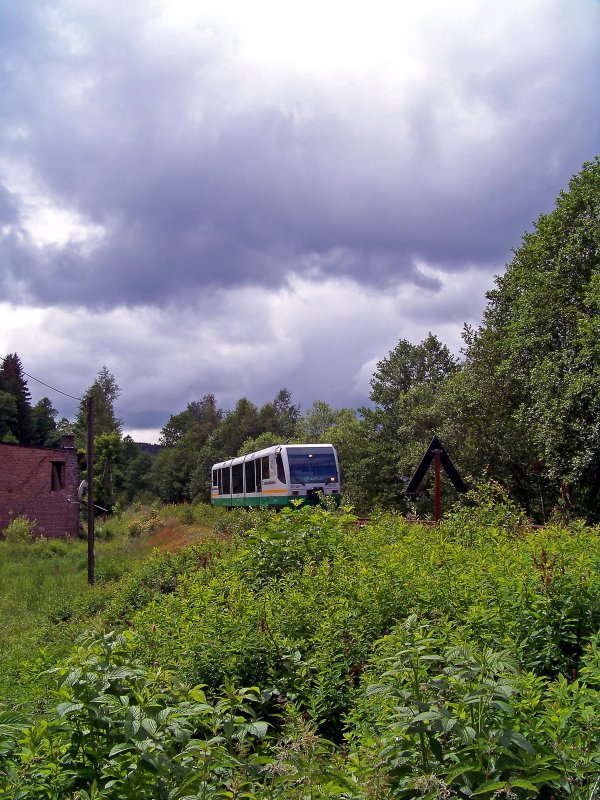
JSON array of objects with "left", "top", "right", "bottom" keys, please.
[{"left": 284, "top": 444, "right": 341, "bottom": 505}]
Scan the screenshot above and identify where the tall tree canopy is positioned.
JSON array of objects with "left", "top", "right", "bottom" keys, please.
[
  {"left": 74, "top": 366, "right": 122, "bottom": 447},
  {"left": 31, "top": 397, "right": 60, "bottom": 447},
  {"left": 459, "top": 157, "right": 600, "bottom": 518},
  {"left": 0, "top": 353, "right": 32, "bottom": 444},
  {"left": 322, "top": 334, "right": 460, "bottom": 513},
  {"left": 0, "top": 391, "right": 18, "bottom": 443}
]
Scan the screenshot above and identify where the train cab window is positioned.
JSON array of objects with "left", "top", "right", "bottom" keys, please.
[
  {"left": 212, "top": 469, "right": 218, "bottom": 488},
  {"left": 276, "top": 452, "right": 285, "bottom": 483},
  {"left": 244, "top": 460, "right": 255, "bottom": 493},
  {"left": 222, "top": 466, "right": 231, "bottom": 494},
  {"left": 232, "top": 463, "right": 244, "bottom": 494}
]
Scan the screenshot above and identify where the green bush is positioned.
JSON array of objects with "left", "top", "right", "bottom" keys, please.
[
  {"left": 127, "top": 508, "right": 159, "bottom": 538},
  {"left": 3, "top": 501, "right": 600, "bottom": 798},
  {"left": 3, "top": 515, "right": 36, "bottom": 542}
]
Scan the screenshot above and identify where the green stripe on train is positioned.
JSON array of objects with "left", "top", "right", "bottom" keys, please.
[
  {"left": 211, "top": 496, "right": 291, "bottom": 507},
  {"left": 211, "top": 495, "right": 341, "bottom": 508}
]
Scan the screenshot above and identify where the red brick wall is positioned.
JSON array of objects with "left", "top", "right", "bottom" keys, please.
[{"left": 0, "top": 440, "right": 81, "bottom": 538}]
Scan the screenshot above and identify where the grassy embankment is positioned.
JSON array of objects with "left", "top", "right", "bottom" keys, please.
[
  {"left": 0, "top": 503, "right": 235, "bottom": 708},
  {"left": 2, "top": 496, "right": 600, "bottom": 797}
]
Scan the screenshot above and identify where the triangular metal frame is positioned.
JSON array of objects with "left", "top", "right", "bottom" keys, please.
[{"left": 406, "top": 435, "right": 467, "bottom": 499}]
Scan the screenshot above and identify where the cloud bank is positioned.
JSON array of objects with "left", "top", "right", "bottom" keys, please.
[{"left": 1, "top": 0, "right": 598, "bottom": 438}]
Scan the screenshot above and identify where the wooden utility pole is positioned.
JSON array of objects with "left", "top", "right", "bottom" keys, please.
[
  {"left": 434, "top": 449, "right": 442, "bottom": 523},
  {"left": 87, "top": 395, "right": 95, "bottom": 585}
]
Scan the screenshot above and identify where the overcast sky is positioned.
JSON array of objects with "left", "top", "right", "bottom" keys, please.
[{"left": 1, "top": 0, "right": 598, "bottom": 442}]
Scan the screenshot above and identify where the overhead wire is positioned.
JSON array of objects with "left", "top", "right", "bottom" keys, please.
[{"left": 22, "top": 371, "right": 82, "bottom": 401}]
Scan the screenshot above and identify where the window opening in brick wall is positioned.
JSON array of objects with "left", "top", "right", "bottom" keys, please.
[{"left": 51, "top": 461, "right": 65, "bottom": 491}]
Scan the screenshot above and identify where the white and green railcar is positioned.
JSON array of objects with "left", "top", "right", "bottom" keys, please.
[{"left": 210, "top": 443, "right": 341, "bottom": 508}]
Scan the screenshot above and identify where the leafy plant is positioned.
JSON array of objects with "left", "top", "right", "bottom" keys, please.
[{"left": 3, "top": 515, "right": 37, "bottom": 542}]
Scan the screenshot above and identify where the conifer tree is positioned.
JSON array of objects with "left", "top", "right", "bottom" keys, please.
[{"left": 0, "top": 353, "right": 33, "bottom": 444}]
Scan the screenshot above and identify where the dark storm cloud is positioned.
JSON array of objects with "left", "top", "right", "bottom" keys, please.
[{"left": 1, "top": 0, "right": 598, "bottom": 311}]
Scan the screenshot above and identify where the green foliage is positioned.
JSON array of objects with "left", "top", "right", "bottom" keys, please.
[
  {"left": 73, "top": 366, "right": 122, "bottom": 448},
  {"left": 120, "top": 449, "right": 153, "bottom": 502},
  {"left": 124, "top": 503, "right": 600, "bottom": 740},
  {"left": 0, "top": 516, "right": 139, "bottom": 709},
  {"left": 238, "top": 430, "right": 281, "bottom": 456},
  {"left": 94, "top": 431, "right": 126, "bottom": 510},
  {"left": 3, "top": 500, "right": 600, "bottom": 797},
  {"left": 2, "top": 505, "right": 600, "bottom": 796},
  {"left": 154, "top": 388, "right": 302, "bottom": 504},
  {"left": 127, "top": 508, "right": 160, "bottom": 538},
  {"left": 0, "top": 353, "right": 32, "bottom": 444},
  {"left": 149, "top": 446, "right": 199, "bottom": 503},
  {"left": 298, "top": 400, "right": 356, "bottom": 442},
  {"left": 332, "top": 333, "right": 460, "bottom": 513},
  {"left": 456, "top": 157, "right": 600, "bottom": 520},
  {"left": 0, "top": 390, "right": 18, "bottom": 442},
  {"left": 0, "top": 631, "right": 270, "bottom": 800},
  {"left": 3, "top": 515, "right": 37, "bottom": 542},
  {"left": 31, "top": 397, "right": 60, "bottom": 447}
]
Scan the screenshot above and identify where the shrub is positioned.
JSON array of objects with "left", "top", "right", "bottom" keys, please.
[
  {"left": 127, "top": 508, "right": 159, "bottom": 538},
  {"left": 3, "top": 515, "right": 36, "bottom": 542}
]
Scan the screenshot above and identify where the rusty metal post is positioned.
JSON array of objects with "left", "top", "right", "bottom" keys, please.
[
  {"left": 434, "top": 448, "right": 441, "bottom": 523},
  {"left": 87, "top": 395, "right": 95, "bottom": 585}
]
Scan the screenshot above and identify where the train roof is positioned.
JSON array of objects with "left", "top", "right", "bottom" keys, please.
[{"left": 211, "top": 442, "right": 336, "bottom": 470}]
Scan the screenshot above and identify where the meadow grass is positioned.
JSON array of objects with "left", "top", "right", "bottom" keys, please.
[
  {"left": 0, "top": 503, "right": 242, "bottom": 710},
  {"left": 0, "top": 520, "right": 132, "bottom": 708}
]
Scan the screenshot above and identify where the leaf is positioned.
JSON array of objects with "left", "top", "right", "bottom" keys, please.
[
  {"left": 108, "top": 742, "right": 136, "bottom": 757},
  {"left": 510, "top": 779, "right": 540, "bottom": 792},
  {"left": 247, "top": 721, "right": 268, "bottom": 738},
  {"left": 446, "top": 764, "right": 478, "bottom": 783},
  {"left": 141, "top": 717, "right": 158, "bottom": 736},
  {"left": 473, "top": 781, "right": 510, "bottom": 795},
  {"left": 56, "top": 702, "right": 83, "bottom": 717},
  {"left": 427, "top": 734, "right": 444, "bottom": 762},
  {"left": 504, "top": 730, "right": 536, "bottom": 756}
]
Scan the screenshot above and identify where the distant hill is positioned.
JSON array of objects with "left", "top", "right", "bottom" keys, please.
[{"left": 136, "top": 442, "right": 161, "bottom": 456}]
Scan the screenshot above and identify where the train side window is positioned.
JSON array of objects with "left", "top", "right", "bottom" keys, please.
[
  {"left": 255, "top": 458, "right": 262, "bottom": 491},
  {"left": 232, "top": 463, "right": 244, "bottom": 494},
  {"left": 244, "top": 460, "right": 255, "bottom": 493},
  {"left": 261, "top": 456, "right": 270, "bottom": 481},
  {"left": 223, "top": 466, "right": 231, "bottom": 494},
  {"left": 276, "top": 453, "right": 285, "bottom": 483}
]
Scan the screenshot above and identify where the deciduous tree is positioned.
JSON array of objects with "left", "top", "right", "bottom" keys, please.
[
  {"left": 458, "top": 157, "right": 600, "bottom": 518},
  {"left": 73, "top": 366, "right": 122, "bottom": 447},
  {"left": 31, "top": 397, "right": 60, "bottom": 447}
]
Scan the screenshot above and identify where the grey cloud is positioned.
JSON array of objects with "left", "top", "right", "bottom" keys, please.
[
  {"left": 1, "top": 0, "right": 598, "bottom": 313},
  {"left": 0, "top": 186, "right": 19, "bottom": 226}
]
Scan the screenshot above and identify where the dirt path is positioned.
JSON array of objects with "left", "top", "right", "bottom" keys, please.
[{"left": 133, "top": 519, "right": 216, "bottom": 555}]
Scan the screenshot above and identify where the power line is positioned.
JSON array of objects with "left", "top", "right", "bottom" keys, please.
[{"left": 22, "top": 371, "right": 82, "bottom": 401}]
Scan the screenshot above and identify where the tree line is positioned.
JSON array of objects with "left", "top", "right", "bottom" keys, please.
[{"left": 1, "top": 157, "right": 598, "bottom": 520}]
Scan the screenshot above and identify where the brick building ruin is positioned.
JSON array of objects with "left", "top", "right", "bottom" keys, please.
[{"left": 0, "top": 435, "right": 81, "bottom": 538}]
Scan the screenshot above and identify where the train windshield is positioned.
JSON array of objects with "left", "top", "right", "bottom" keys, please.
[{"left": 287, "top": 447, "right": 338, "bottom": 484}]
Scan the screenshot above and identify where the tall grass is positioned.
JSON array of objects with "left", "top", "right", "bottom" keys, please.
[
  {"left": 0, "top": 503, "right": 240, "bottom": 710},
  {"left": 0, "top": 522, "right": 132, "bottom": 708}
]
